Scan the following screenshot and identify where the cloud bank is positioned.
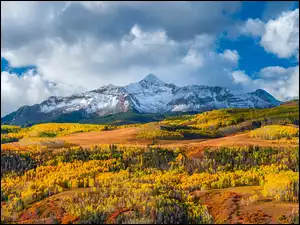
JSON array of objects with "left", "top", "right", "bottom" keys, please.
[{"left": 1, "top": 2, "right": 298, "bottom": 116}]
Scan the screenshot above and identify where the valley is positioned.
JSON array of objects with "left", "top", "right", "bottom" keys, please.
[{"left": 1, "top": 100, "right": 299, "bottom": 224}]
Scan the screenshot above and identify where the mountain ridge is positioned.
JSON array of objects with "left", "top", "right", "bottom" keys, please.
[{"left": 1, "top": 74, "right": 281, "bottom": 126}]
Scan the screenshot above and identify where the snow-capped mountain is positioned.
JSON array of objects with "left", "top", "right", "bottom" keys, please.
[{"left": 1, "top": 74, "right": 281, "bottom": 126}]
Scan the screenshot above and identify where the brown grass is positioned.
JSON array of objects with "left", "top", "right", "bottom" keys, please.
[
  {"left": 5, "top": 127, "right": 296, "bottom": 157},
  {"left": 187, "top": 133, "right": 298, "bottom": 158},
  {"left": 192, "top": 186, "right": 298, "bottom": 224},
  {"left": 55, "top": 127, "right": 210, "bottom": 149}
]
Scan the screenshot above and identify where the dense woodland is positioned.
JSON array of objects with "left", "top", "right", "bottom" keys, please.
[
  {"left": 1, "top": 143, "right": 299, "bottom": 224},
  {"left": 1, "top": 102, "right": 299, "bottom": 224}
]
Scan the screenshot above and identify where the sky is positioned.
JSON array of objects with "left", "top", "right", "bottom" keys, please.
[{"left": 1, "top": 1, "right": 299, "bottom": 116}]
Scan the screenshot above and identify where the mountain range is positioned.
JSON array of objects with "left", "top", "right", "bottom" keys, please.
[{"left": 1, "top": 74, "right": 281, "bottom": 126}]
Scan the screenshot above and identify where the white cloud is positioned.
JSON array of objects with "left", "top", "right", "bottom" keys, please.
[
  {"left": 0, "top": 24, "right": 242, "bottom": 115},
  {"left": 240, "top": 18, "right": 265, "bottom": 37},
  {"left": 75, "top": 1, "right": 108, "bottom": 10},
  {"left": 1, "top": 70, "right": 75, "bottom": 116},
  {"left": 1, "top": 2, "right": 298, "bottom": 116},
  {"left": 231, "top": 66, "right": 299, "bottom": 101},
  {"left": 1, "top": 1, "right": 241, "bottom": 48},
  {"left": 257, "top": 66, "right": 299, "bottom": 100},
  {"left": 220, "top": 49, "right": 240, "bottom": 63},
  {"left": 182, "top": 49, "right": 204, "bottom": 68},
  {"left": 1, "top": 24, "right": 240, "bottom": 88},
  {"left": 241, "top": 8, "right": 299, "bottom": 60},
  {"left": 231, "top": 70, "right": 251, "bottom": 84},
  {"left": 259, "top": 66, "right": 290, "bottom": 78},
  {"left": 261, "top": 8, "right": 299, "bottom": 59}
]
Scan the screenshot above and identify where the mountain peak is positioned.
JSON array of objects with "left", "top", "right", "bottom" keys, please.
[
  {"left": 250, "top": 89, "right": 269, "bottom": 97},
  {"left": 253, "top": 89, "right": 268, "bottom": 94},
  {"left": 2, "top": 74, "right": 281, "bottom": 126},
  {"left": 144, "top": 74, "right": 159, "bottom": 80},
  {"left": 139, "top": 74, "right": 165, "bottom": 86},
  {"left": 251, "top": 89, "right": 281, "bottom": 104}
]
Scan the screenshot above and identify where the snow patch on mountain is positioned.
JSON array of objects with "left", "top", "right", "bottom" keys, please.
[{"left": 33, "top": 74, "right": 281, "bottom": 116}]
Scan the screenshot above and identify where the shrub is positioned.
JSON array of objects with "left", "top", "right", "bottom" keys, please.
[
  {"left": 1, "top": 125, "right": 21, "bottom": 134},
  {"left": 1, "top": 133, "right": 25, "bottom": 144},
  {"left": 249, "top": 125, "right": 299, "bottom": 140},
  {"left": 262, "top": 171, "right": 299, "bottom": 202}
]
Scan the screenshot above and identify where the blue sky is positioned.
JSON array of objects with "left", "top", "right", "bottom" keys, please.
[
  {"left": 217, "top": 35, "right": 298, "bottom": 76},
  {"left": 1, "top": 1, "right": 299, "bottom": 116},
  {"left": 1, "top": 57, "right": 37, "bottom": 75},
  {"left": 236, "top": 1, "right": 298, "bottom": 21},
  {"left": 219, "top": 1, "right": 299, "bottom": 76}
]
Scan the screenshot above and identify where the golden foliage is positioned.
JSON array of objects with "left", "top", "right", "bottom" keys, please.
[
  {"left": 262, "top": 171, "right": 299, "bottom": 202},
  {"left": 26, "top": 123, "right": 111, "bottom": 137},
  {"left": 1, "top": 135, "right": 299, "bottom": 223},
  {"left": 250, "top": 125, "right": 299, "bottom": 140}
]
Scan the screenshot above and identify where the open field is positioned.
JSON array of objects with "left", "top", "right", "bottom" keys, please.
[
  {"left": 55, "top": 127, "right": 298, "bottom": 160},
  {"left": 4, "top": 127, "right": 297, "bottom": 157},
  {"left": 3, "top": 124, "right": 292, "bottom": 149},
  {"left": 57, "top": 127, "right": 210, "bottom": 148}
]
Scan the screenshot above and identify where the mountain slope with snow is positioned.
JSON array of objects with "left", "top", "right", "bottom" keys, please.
[{"left": 1, "top": 74, "right": 281, "bottom": 126}]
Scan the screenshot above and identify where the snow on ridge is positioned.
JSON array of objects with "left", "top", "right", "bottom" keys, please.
[{"left": 38, "top": 74, "right": 279, "bottom": 115}]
